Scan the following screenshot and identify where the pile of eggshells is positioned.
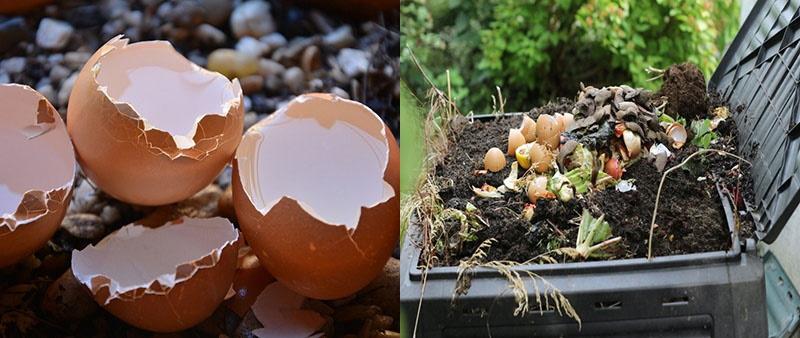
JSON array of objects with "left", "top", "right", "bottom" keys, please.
[
  {"left": 482, "top": 84, "right": 691, "bottom": 205},
  {"left": 0, "top": 36, "right": 398, "bottom": 335}
]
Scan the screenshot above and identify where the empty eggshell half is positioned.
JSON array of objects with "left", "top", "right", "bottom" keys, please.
[
  {"left": 0, "top": 84, "right": 75, "bottom": 268},
  {"left": 233, "top": 93, "right": 399, "bottom": 300},
  {"left": 67, "top": 35, "right": 244, "bottom": 206},
  {"left": 251, "top": 282, "right": 325, "bottom": 338},
  {"left": 71, "top": 217, "right": 240, "bottom": 332}
]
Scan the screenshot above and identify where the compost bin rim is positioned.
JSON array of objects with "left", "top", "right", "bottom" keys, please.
[{"left": 406, "top": 112, "right": 744, "bottom": 282}]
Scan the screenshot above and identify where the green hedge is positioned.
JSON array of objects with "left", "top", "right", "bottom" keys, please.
[{"left": 400, "top": 0, "right": 739, "bottom": 113}]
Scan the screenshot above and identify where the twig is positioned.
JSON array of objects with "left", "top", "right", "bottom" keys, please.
[{"left": 647, "top": 149, "right": 751, "bottom": 260}]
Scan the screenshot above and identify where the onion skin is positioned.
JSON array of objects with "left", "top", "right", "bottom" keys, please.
[{"left": 605, "top": 158, "right": 623, "bottom": 180}]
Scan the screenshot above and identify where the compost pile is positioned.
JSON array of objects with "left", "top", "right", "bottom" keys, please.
[
  {"left": 430, "top": 63, "right": 755, "bottom": 266},
  {"left": 0, "top": 1, "right": 399, "bottom": 337}
]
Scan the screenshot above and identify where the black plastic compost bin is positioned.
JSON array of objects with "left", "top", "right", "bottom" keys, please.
[{"left": 400, "top": 0, "right": 800, "bottom": 336}]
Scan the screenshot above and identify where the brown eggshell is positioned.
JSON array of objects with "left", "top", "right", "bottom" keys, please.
[
  {"left": 67, "top": 36, "right": 244, "bottom": 206},
  {"left": 0, "top": 84, "right": 75, "bottom": 268},
  {"left": 507, "top": 128, "right": 525, "bottom": 155},
  {"left": 233, "top": 93, "right": 399, "bottom": 300},
  {"left": 536, "top": 114, "right": 561, "bottom": 149},
  {"left": 71, "top": 217, "right": 240, "bottom": 332},
  {"left": 226, "top": 246, "right": 275, "bottom": 317}
]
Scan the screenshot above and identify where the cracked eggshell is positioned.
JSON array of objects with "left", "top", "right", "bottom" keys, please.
[
  {"left": 71, "top": 217, "right": 240, "bottom": 332},
  {"left": 0, "top": 84, "right": 75, "bottom": 268},
  {"left": 233, "top": 93, "right": 399, "bottom": 300},
  {"left": 67, "top": 36, "right": 244, "bottom": 206}
]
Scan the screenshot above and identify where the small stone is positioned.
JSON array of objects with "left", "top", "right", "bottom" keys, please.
[
  {"left": 243, "top": 95, "right": 252, "bottom": 112},
  {"left": 272, "top": 36, "right": 319, "bottom": 63},
  {"left": 168, "top": 1, "right": 204, "bottom": 28},
  {"left": 61, "top": 214, "right": 105, "bottom": 240},
  {"left": 337, "top": 48, "right": 369, "bottom": 78},
  {"left": 243, "top": 111, "right": 259, "bottom": 131},
  {"left": 100, "top": 19, "right": 125, "bottom": 40},
  {"left": 308, "top": 78, "right": 324, "bottom": 91},
  {"left": 330, "top": 87, "right": 349, "bottom": 100},
  {"left": 235, "top": 36, "right": 268, "bottom": 58},
  {"left": 301, "top": 45, "right": 321, "bottom": 74},
  {"left": 323, "top": 25, "right": 355, "bottom": 50},
  {"left": 283, "top": 67, "right": 305, "bottom": 93},
  {"left": 207, "top": 48, "right": 259, "bottom": 78},
  {"left": 102, "top": 0, "right": 129, "bottom": 19},
  {"left": 230, "top": 0, "right": 276, "bottom": 38},
  {"left": 258, "top": 58, "right": 285, "bottom": 78},
  {"left": 47, "top": 53, "right": 64, "bottom": 65},
  {"left": 64, "top": 51, "right": 91, "bottom": 70},
  {"left": 0, "top": 57, "right": 25, "bottom": 74},
  {"left": 42, "top": 270, "right": 98, "bottom": 322},
  {"left": 49, "top": 64, "right": 70, "bottom": 84},
  {"left": 123, "top": 10, "right": 143, "bottom": 27},
  {"left": 250, "top": 94, "right": 273, "bottom": 114},
  {"left": 259, "top": 32, "right": 287, "bottom": 51},
  {"left": 195, "top": 23, "right": 226, "bottom": 46},
  {"left": 69, "top": 180, "right": 97, "bottom": 214},
  {"left": 36, "top": 84, "right": 57, "bottom": 104},
  {"left": 0, "top": 72, "right": 8, "bottom": 84},
  {"left": 36, "top": 18, "right": 74, "bottom": 50},
  {"left": 264, "top": 75, "right": 282, "bottom": 91},
  {"left": 198, "top": 0, "right": 233, "bottom": 26},
  {"left": 63, "top": 4, "right": 104, "bottom": 28},
  {"left": 58, "top": 72, "right": 78, "bottom": 107},
  {"left": 240, "top": 75, "right": 264, "bottom": 94},
  {"left": 100, "top": 205, "right": 121, "bottom": 225}
]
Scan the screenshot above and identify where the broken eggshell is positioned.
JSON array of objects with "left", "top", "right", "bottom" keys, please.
[
  {"left": 226, "top": 246, "right": 275, "bottom": 317},
  {"left": 251, "top": 282, "right": 326, "bottom": 338},
  {"left": 0, "top": 84, "right": 75, "bottom": 268},
  {"left": 71, "top": 217, "right": 240, "bottom": 332},
  {"left": 67, "top": 35, "right": 244, "bottom": 206},
  {"left": 233, "top": 93, "right": 399, "bottom": 300}
]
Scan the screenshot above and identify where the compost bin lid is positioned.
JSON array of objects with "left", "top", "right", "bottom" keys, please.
[{"left": 709, "top": 0, "right": 800, "bottom": 243}]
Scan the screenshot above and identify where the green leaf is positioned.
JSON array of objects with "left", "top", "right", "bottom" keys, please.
[{"left": 690, "top": 119, "right": 718, "bottom": 148}]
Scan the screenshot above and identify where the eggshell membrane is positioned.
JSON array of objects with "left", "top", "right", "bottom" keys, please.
[
  {"left": 233, "top": 93, "right": 399, "bottom": 300},
  {"left": 67, "top": 35, "right": 244, "bottom": 206},
  {"left": 71, "top": 217, "right": 240, "bottom": 332},
  {"left": 0, "top": 84, "right": 75, "bottom": 267}
]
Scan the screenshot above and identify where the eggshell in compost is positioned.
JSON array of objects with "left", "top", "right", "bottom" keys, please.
[
  {"left": 0, "top": 84, "right": 75, "bottom": 268},
  {"left": 71, "top": 217, "right": 240, "bottom": 332},
  {"left": 233, "top": 93, "right": 399, "bottom": 300},
  {"left": 67, "top": 36, "right": 244, "bottom": 206}
]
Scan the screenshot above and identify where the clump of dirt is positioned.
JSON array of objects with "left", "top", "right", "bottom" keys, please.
[
  {"left": 428, "top": 95, "right": 755, "bottom": 266},
  {"left": 660, "top": 63, "right": 709, "bottom": 119}
]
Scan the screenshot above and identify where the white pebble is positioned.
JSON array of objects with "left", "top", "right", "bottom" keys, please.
[
  {"left": 259, "top": 32, "right": 287, "bottom": 50},
  {"left": 257, "top": 58, "right": 285, "bottom": 77},
  {"left": 330, "top": 87, "right": 350, "bottom": 100},
  {"left": 36, "top": 18, "right": 73, "bottom": 50},
  {"left": 58, "top": 72, "right": 78, "bottom": 107},
  {"left": 235, "top": 36, "right": 268, "bottom": 58},
  {"left": 230, "top": 1, "right": 275, "bottom": 38},
  {"left": 0, "top": 57, "right": 25, "bottom": 74},
  {"left": 36, "top": 83, "right": 57, "bottom": 104},
  {"left": 283, "top": 67, "right": 304, "bottom": 93},
  {"left": 323, "top": 25, "right": 355, "bottom": 50},
  {"left": 49, "top": 64, "right": 70, "bottom": 84},
  {"left": 337, "top": 48, "right": 369, "bottom": 78},
  {"left": 195, "top": 23, "right": 226, "bottom": 46}
]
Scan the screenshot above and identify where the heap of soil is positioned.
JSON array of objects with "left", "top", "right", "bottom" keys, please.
[
  {"left": 430, "top": 98, "right": 755, "bottom": 266},
  {"left": 660, "top": 63, "right": 709, "bottom": 119}
]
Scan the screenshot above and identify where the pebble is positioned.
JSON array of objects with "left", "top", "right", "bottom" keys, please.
[
  {"left": 259, "top": 32, "right": 287, "bottom": 51},
  {"left": 235, "top": 36, "right": 268, "bottom": 58},
  {"left": 216, "top": 166, "right": 233, "bottom": 188},
  {"left": 0, "top": 57, "right": 25, "bottom": 74},
  {"left": 243, "top": 95, "right": 252, "bottom": 112},
  {"left": 64, "top": 51, "right": 91, "bottom": 70},
  {"left": 41, "top": 270, "right": 98, "bottom": 322},
  {"left": 258, "top": 58, "right": 285, "bottom": 78},
  {"left": 63, "top": 4, "right": 104, "bottom": 28},
  {"left": 61, "top": 213, "right": 106, "bottom": 240},
  {"left": 330, "top": 87, "right": 350, "bottom": 100},
  {"left": 283, "top": 67, "right": 305, "bottom": 93},
  {"left": 100, "top": 19, "right": 125, "bottom": 39},
  {"left": 250, "top": 94, "right": 274, "bottom": 114},
  {"left": 207, "top": 48, "right": 259, "bottom": 79},
  {"left": 36, "top": 18, "right": 74, "bottom": 50},
  {"left": 323, "top": 25, "right": 355, "bottom": 50},
  {"left": 195, "top": 23, "right": 226, "bottom": 46},
  {"left": 264, "top": 74, "right": 282, "bottom": 91},
  {"left": 58, "top": 72, "right": 78, "bottom": 107},
  {"left": 198, "top": 0, "right": 233, "bottom": 26},
  {"left": 36, "top": 84, "right": 57, "bottom": 104},
  {"left": 273, "top": 36, "right": 319, "bottom": 63},
  {"left": 240, "top": 75, "right": 264, "bottom": 94},
  {"left": 337, "top": 48, "right": 370, "bottom": 77},
  {"left": 308, "top": 78, "right": 324, "bottom": 91},
  {"left": 122, "top": 10, "right": 143, "bottom": 28},
  {"left": 168, "top": 1, "right": 204, "bottom": 28},
  {"left": 49, "top": 64, "right": 70, "bottom": 84},
  {"left": 0, "top": 72, "right": 8, "bottom": 84},
  {"left": 230, "top": 0, "right": 276, "bottom": 38},
  {"left": 99, "top": 205, "right": 121, "bottom": 225},
  {"left": 68, "top": 180, "right": 97, "bottom": 214},
  {"left": 301, "top": 45, "right": 321, "bottom": 74}
]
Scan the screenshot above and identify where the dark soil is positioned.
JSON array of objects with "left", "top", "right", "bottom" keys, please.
[
  {"left": 660, "top": 63, "right": 709, "bottom": 119},
  {"left": 431, "top": 97, "right": 755, "bottom": 266}
]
